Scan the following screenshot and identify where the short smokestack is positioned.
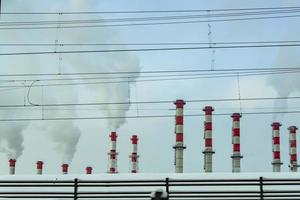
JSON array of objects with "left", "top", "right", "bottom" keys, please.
[
  {"left": 130, "top": 135, "right": 139, "bottom": 173},
  {"left": 108, "top": 132, "right": 118, "bottom": 173},
  {"left": 9, "top": 159, "right": 16, "bottom": 175},
  {"left": 61, "top": 163, "right": 69, "bottom": 175},
  {"left": 86, "top": 166, "right": 93, "bottom": 174},
  {"left": 173, "top": 99, "right": 186, "bottom": 173},
  {"left": 288, "top": 126, "right": 299, "bottom": 172},
  {"left": 231, "top": 113, "right": 243, "bottom": 173},
  {"left": 203, "top": 106, "right": 215, "bottom": 173},
  {"left": 36, "top": 161, "right": 44, "bottom": 175},
  {"left": 271, "top": 122, "right": 282, "bottom": 172}
]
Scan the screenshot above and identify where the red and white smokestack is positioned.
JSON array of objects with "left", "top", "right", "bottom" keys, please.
[
  {"left": 36, "top": 161, "right": 44, "bottom": 175},
  {"left": 203, "top": 106, "right": 215, "bottom": 173},
  {"left": 130, "top": 135, "right": 139, "bottom": 173},
  {"left": 173, "top": 99, "right": 186, "bottom": 173},
  {"left": 61, "top": 163, "right": 69, "bottom": 175},
  {"left": 9, "top": 159, "right": 16, "bottom": 175},
  {"left": 231, "top": 113, "right": 243, "bottom": 173},
  {"left": 288, "top": 126, "right": 299, "bottom": 172},
  {"left": 108, "top": 131, "right": 118, "bottom": 173},
  {"left": 86, "top": 166, "right": 93, "bottom": 174},
  {"left": 271, "top": 122, "right": 282, "bottom": 172}
]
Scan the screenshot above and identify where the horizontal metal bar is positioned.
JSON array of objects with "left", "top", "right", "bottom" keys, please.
[
  {"left": 78, "top": 183, "right": 166, "bottom": 187},
  {"left": 0, "top": 196, "right": 74, "bottom": 198},
  {"left": 171, "top": 191, "right": 260, "bottom": 194},
  {"left": 0, "top": 184, "right": 74, "bottom": 187},
  {"left": 0, "top": 192, "right": 74, "bottom": 194},
  {"left": 169, "top": 179, "right": 260, "bottom": 182},
  {"left": 77, "top": 195, "right": 150, "bottom": 198},
  {"left": 77, "top": 191, "right": 151, "bottom": 194},
  {"left": 169, "top": 195, "right": 261, "bottom": 198},
  {"left": 78, "top": 179, "right": 165, "bottom": 183}
]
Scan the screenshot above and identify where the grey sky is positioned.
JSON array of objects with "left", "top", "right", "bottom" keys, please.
[{"left": 0, "top": 0, "right": 299, "bottom": 175}]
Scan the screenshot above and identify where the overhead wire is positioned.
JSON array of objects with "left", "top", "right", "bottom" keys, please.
[
  {"left": 0, "top": 43, "right": 300, "bottom": 56},
  {"left": 2, "top": 6, "right": 300, "bottom": 15},
  {"left": 1, "top": 14, "right": 300, "bottom": 30},
  {"left": 1, "top": 9, "right": 300, "bottom": 26},
  {"left": 0, "top": 67, "right": 298, "bottom": 82},
  {"left": 0, "top": 67, "right": 299, "bottom": 77},
  {"left": 0, "top": 40, "right": 299, "bottom": 46},
  {"left": 0, "top": 110, "right": 300, "bottom": 121},
  {"left": 0, "top": 96, "right": 300, "bottom": 108},
  {"left": 0, "top": 69, "right": 299, "bottom": 88}
]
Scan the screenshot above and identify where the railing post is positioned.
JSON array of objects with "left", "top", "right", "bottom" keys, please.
[
  {"left": 259, "top": 176, "right": 264, "bottom": 200},
  {"left": 165, "top": 177, "right": 169, "bottom": 200},
  {"left": 74, "top": 178, "right": 78, "bottom": 200}
]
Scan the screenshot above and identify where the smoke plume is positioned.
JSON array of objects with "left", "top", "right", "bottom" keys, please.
[
  {"left": 269, "top": 47, "right": 300, "bottom": 120},
  {"left": 0, "top": 0, "right": 139, "bottom": 163}
]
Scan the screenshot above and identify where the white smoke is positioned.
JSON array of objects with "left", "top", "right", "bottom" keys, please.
[
  {"left": 0, "top": 123, "right": 26, "bottom": 159},
  {"left": 268, "top": 47, "right": 300, "bottom": 120},
  {"left": 0, "top": 0, "right": 139, "bottom": 163}
]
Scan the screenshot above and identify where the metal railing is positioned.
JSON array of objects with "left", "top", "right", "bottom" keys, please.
[{"left": 0, "top": 176, "right": 299, "bottom": 199}]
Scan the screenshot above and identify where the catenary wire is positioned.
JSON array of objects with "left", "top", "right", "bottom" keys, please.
[
  {"left": 0, "top": 69, "right": 298, "bottom": 88},
  {"left": 0, "top": 40, "right": 299, "bottom": 46},
  {"left": 2, "top": 9, "right": 300, "bottom": 26},
  {"left": 0, "top": 67, "right": 299, "bottom": 77},
  {"left": 0, "top": 96, "right": 300, "bottom": 108},
  {"left": 2, "top": 6, "right": 300, "bottom": 14},
  {"left": 0, "top": 68, "right": 297, "bottom": 82},
  {"left": 1, "top": 14, "right": 299, "bottom": 30},
  {"left": 0, "top": 110, "right": 300, "bottom": 121},
  {"left": 0, "top": 43, "right": 300, "bottom": 56}
]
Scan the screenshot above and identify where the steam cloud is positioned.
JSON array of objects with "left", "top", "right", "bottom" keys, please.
[
  {"left": 0, "top": 0, "right": 140, "bottom": 163},
  {"left": 269, "top": 47, "right": 300, "bottom": 120}
]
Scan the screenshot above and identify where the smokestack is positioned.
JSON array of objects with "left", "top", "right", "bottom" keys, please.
[
  {"left": 9, "top": 159, "right": 16, "bottom": 175},
  {"left": 203, "top": 106, "right": 214, "bottom": 173},
  {"left": 271, "top": 122, "right": 283, "bottom": 172},
  {"left": 288, "top": 126, "right": 299, "bottom": 172},
  {"left": 36, "top": 161, "right": 44, "bottom": 175},
  {"left": 108, "top": 132, "right": 118, "bottom": 173},
  {"left": 86, "top": 166, "right": 93, "bottom": 174},
  {"left": 231, "top": 113, "right": 243, "bottom": 173},
  {"left": 130, "top": 135, "right": 139, "bottom": 173},
  {"left": 173, "top": 99, "right": 186, "bottom": 173},
  {"left": 61, "top": 163, "right": 69, "bottom": 175}
]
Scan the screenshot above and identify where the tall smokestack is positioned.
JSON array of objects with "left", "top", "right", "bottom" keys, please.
[
  {"left": 130, "top": 135, "right": 139, "bottom": 173},
  {"left": 9, "top": 159, "right": 16, "bottom": 175},
  {"left": 271, "top": 122, "right": 282, "bottom": 172},
  {"left": 86, "top": 166, "right": 93, "bottom": 174},
  {"left": 108, "top": 131, "right": 118, "bottom": 173},
  {"left": 173, "top": 99, "right": 186, "bottom": 173},
  {"left": 61, "top": 163, "right": 69, "bottom": 175},
  {"left": 231, "top": 113, "right": 242, "bottom": 173},
  {"left": 203, "top": 106, "right": 214, "bottom": 173},
  {"left": 288, "top": 126, "right": 299, "bottom": 172},
  {"left": 36, "top": 161, "right": 43, "bottom": 175}
]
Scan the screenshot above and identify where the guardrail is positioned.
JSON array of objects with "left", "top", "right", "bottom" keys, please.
[{"left": 0, "top": 177, "right": 299, "bottom": 199}]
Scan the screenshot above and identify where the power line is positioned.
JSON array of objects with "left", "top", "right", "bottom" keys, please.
[
  {"left": 0, "top": 69, "right": 298, "bottom": 88},
  {"left": 2, "top": 9, "right": 300, "bottom": 26},
  {"left": 1, "top": 14, "right": 300, "bottom": 30},
  {"left": 0, "top": 68, "right": 297, "bottom": 82},
  {"left": 0, "top": 40, "right": 299, "bottom": 46},
  {"left": 0, "top": 96, "right": 299, "bottom": 108},
  {"left": 0, "top": 66, "right": 299, "bottom": 77},
  {"left": 1, "top": 6, "right": 300, "bottom": 15},
  {"left": 0, "top": 43, "right": 300, "bottom": 56},
  {"left": 0, "top": 110, "right": 299, "bottom": 121}
]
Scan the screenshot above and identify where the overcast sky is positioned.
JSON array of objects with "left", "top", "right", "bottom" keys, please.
[{"left": 0, "top": 0, "right": 299, "bottom": 175}]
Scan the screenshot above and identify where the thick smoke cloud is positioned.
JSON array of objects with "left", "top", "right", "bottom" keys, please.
[{"left": 0, "top": 0, "right": 140, "bottom": 163}]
